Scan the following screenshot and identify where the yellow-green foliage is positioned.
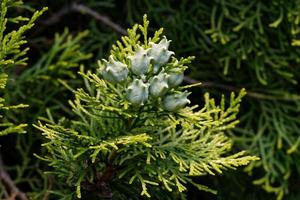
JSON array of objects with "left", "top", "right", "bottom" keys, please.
[
  {"left": 36, "top": 16, "right": 257, "bottom": 199},
  {"left": 0, "top": 0, "right": 46, "bottom": 136}
]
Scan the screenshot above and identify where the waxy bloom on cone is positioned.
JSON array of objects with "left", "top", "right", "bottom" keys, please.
[{"left": 99, "top": 55, "right": 128, "bottom": 83}]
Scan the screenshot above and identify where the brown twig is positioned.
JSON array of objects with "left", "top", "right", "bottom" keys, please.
[
  {"left": 41, "top": 175, "right": 53, "bottom": 200},
  {"left": 0, "top": 154, "right": 28, "bottom": 200},
  {"left": 184, "top": 76, "right": 300, "bottom": 101},
  {"left": 41, "top": 2, "right": 127, "bottom": 35}
]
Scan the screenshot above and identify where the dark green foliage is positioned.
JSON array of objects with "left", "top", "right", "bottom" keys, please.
[
  {"left": 1, "top": 29, "right": 92, "bottom": 199},
  {"left": 0, "top": 1, "right": 91, "bottom": 199},
  {"left": 121, "top": 1, "right": 300, "bottom": 199},
  {"left": 5, "top": 29, "right": 92, "bottom": 122}
]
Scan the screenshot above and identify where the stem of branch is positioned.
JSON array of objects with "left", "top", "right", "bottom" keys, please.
[
  {"left": 184, "top": 76, "right": 300, "bottom": 101},
  {"left": 41, "top": 3, "right": 127, "bottom": 35},
  {"left": 0, "top": 154, "right": 28, "bottom": 200}
]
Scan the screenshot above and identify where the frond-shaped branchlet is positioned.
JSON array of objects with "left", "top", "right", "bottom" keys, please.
[{"left": 37, "top": 15, "right": 258, "bottom": 199}]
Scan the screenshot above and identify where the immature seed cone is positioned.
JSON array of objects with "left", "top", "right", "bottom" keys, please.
[
  {"left": 167, "top": 72, "right": 184, "bottom": 88},
  {"left": 148, "top": 36, "right": 174, "bottom": 73},
  {"left": 129, "top": 46, "right": 152, "bottom": 76},
  {"left": 99, "top": 55, "right": 128, "bottom": 83},
  {"left": 149, "top": 72, "right": 170, "bottom": 98},
  {"left": 126, "top": 79, "right": 149, "bottom": 106},
  {"left": 163, "top": 91, "right": 191, "bottom": 111}
]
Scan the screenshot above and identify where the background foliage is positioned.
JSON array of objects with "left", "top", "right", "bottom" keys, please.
[{"left": 1, "top": 0, "right": 300, "bottom": 200}]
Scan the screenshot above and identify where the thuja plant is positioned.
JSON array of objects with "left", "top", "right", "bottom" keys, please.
[{"left": 36, "top": 16, "right": 257, "bottom": 199}]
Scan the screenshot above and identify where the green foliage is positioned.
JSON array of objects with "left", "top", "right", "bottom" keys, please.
[
  {"left": 0, "top": 1, "right": 93, "bottom": 199},
  {"left": 5, "top": 28, "right": 92, "bottom": 122},
  {"left": 126, "top": 0, "right": 300, "bottom": 84},
  {"left": 123, "top": 1, "right": 300, "bottom": 199},
  {"left": 0, "top": 0, "right": 46, "bottom": 136},
  {"left": 1, "top": 29, "right": 92, "bottom": 199},
  {"left": 36, "top": 16, "right": 257, "bottom": 199},
  {"left": 231, "top": 100, "right": 300, "bottom": 200},
  {"left": 2, "top": 0, "right": 299, "bottom": 199},
  {"left": 0, "top": 0, "right": 46, "bottom": 198},
  {"left": 0, "top": 0, "right": 46, "bottom": 69}
]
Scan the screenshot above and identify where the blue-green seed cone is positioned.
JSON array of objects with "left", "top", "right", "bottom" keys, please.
[
  {"left": 126, "top": 79, "right": 149, "bottom": 105},
  {"left": 100, "top": 55, "right": 128, "bottom": 83},
  {"left": 168, "top": 72, "right": 184, "bottom": 88},
  {"left": 129, "top": 46, "right": 152, "bottom": 76},
  {"left": 149, "top": 72, "right": 169, "bottom": 98},
  {"left": 163, "top": 92, "right": 191, "bottom": 111},
  {"left": 148, "top": 36, "right": 174, "bottom": 73}
]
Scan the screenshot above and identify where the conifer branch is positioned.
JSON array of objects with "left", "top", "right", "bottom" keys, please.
[{"left": 36, "top": 15, "right": 258, "bottom": 198}]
